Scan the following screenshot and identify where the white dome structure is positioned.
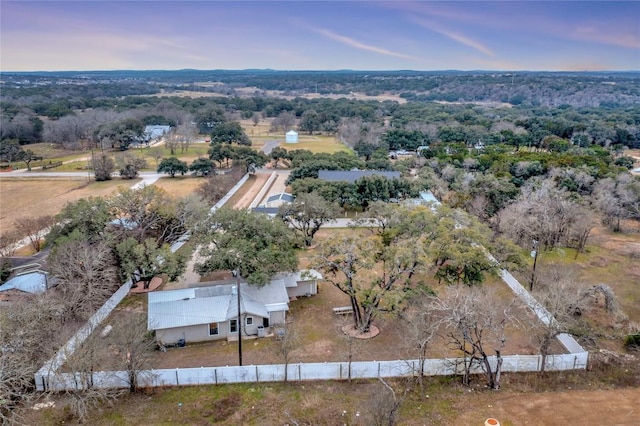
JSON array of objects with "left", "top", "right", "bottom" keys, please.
[{"left": 285, "top": 130, "right": 299, "bottom": 143}]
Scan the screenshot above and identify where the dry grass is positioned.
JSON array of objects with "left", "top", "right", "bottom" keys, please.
[
  {"left": 0, "top": 178, "right": 135, "bottom": 230},
  {"left": 151, "top": 176, "right": 204, "bottom": 198},
  {"left": 288, "top": 134, "right": 352, "bottom": 154}
]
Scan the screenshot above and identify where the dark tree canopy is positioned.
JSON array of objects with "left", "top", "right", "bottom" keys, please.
[
  {"left": 189, "top": 157, "right": 215, "bottom": 176},
  {"left": 0, "top": 139, "right": 24, "bottom": 166},
  {"left": 208, "top": 143, "right": 235, "bottom": 168},
  {"left": 48, "top": 196, "right": 113, "bottom": 245},
  {"left": 195, "top": 208, "right": 298, "bottom": 285},
  {"left": 231, "top": 146, "right": 268, "bottom": 173},
  {"left": 158, "top": 157, "right": 188, "bottom": 177},
  {"left": 383, "top": 129, "right": 430, "bottom": 151},
  {"left": 210, "top": 121, "right": 251, "bottom": 146},
  {"left": 96, "top": 118, "right": 144, "bottom": 150}
]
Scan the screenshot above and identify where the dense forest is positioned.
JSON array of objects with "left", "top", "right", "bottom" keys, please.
[
  {"left": 1, "top": 70, "right": 639, "bottom": 152},
  {"left": 2, "top": 69, "right": 638, "bottom": 243}
]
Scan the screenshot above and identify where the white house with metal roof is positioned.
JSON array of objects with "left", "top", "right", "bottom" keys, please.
[
  {"left": 143, "top": 125, "right": 171, "bottom": 142},
  {"left": 147, "top": 270, "right": 322, "bottom": 345}
]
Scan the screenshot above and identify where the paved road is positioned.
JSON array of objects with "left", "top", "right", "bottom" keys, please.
[
  {"left": 0, "top": 170, "right": 164, "bottom": 182},
  {"left": 4, "top": 248, "right": 50, "bottom": 269},
  {"left": 260, "top": 140, "right": 280, "bottom": 155}
]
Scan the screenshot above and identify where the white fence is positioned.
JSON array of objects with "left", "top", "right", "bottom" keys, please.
[
  {"left": 211, "top": 173, "right": 249, "bottom": 212},
  {"left": 35, "top": 278, "right": 134, "bottom": 388},
  {"left": 38, "top": 352, "right": 588, "bottom": 392}
]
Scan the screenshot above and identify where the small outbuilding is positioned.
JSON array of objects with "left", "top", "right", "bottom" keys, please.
[
  {"left": 264, "top": 192, "right": 294, "bottom": 208},
  {"left": 285, "top": 130, "right": 299, "bottom": 144}
]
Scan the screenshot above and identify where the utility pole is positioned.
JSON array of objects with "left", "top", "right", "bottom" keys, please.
[
  {"left": 529, "top": 240, "right": 539, "bottom": 291},
  {"left": 233, "top": 270, "right": 243, "bottom": 366},
  {"left": 89, "top": 148, "right": 95, "bottom": 182}
]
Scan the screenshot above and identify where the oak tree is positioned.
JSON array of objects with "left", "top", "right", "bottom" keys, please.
[
  {"left": 277, "top": 192, "right": 340, "bottom": 247},
  {"left": 195, "top": 208, "right": 298, "bottom": 285}
]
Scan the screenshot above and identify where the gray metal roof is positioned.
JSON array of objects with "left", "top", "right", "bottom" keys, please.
[
  {"left": 0, "top": 272, "right": 47, "bottom": 294},
  {"left": 251, "top": 207, "right": 279, "bottom": 216},
  {"left": 226, "top": 290, "right": 270, "bottom": 319},
  {"left": 244, "top": 279, "right": 289, "bottom": 305},
  {"left": 318, "top": 170, "right": 401, "bottom": 183},
  {"left": 419, "top": 190, "right": 440, "bottom": 205},
  {"left": 148, "top": 296, "right": 230, "bottom": 330},
  {"left": 266, "top": 192, "right": 294, "bottom": 203},
  {"left": 144, "top": 125, "right": 171, "bottom": 140},
  {"left": 148, "top": 280, "right": 288, "bottom": 331},
  {"left": 109, "top": 218, "right": 138, "bottom": 230},
  {"left": 273, "top": 269, "right": 322, "bottom": 288}
]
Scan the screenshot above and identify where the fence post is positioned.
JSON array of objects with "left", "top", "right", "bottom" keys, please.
[
  {"left": 176, "top": 369, "right": 179, "bottom": 386},
  {"left": 298, "top": 363, "right": 302, "bottom": 381},
  {"left": 378, "top": 362, "right": 381, "bottom": 378},
  {"left": 214, "top": 368, "right": 218, "bottom": 385},
  {"left": 340, "top": 363, "right": 342, "bottom": 380},
  {"left": 537, "top": 355, "right": 541, "bottom": 372}
]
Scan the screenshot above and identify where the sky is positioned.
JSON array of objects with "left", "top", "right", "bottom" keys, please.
[{"left": 1, "top": 1, "right": 639, "bottom": 72}]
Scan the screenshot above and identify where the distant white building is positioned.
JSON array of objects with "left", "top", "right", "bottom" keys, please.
[
  {"left": 285, "top": 130, "right": 299, "bottom": 143},
  {"left": 407, "top": 190, "right": 441, "bottom": 208}
]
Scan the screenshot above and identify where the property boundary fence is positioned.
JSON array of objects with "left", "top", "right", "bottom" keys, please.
[
  {"left": 38, "top": 352, "right": 588, "bottom": 392},
  {"left": 35, "top": 278, "right": 134, "bottom": 389},
  {"left": 211, "top": 173, "right": 249, "bottom": 212}
]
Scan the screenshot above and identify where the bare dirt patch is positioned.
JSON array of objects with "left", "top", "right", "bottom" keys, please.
[
  {"left": 452, "top": 387, "right": 640, "bottom": 425},
  {"left": 24, "top": 375, "right": 640, "bottom": 425}
]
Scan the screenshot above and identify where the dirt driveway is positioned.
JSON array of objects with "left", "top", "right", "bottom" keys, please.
[
  {"left": 232, "top": 172, "right": 270, "bottom": 209},
  {"left": 452, "top": 387, "right": 639, "bottom": 425}
]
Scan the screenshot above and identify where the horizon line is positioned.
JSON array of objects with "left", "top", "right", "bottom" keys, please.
[{"left": 2, "top": 68, "right": 639, "bottom": 74}]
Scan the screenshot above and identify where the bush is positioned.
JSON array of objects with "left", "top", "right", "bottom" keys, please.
[{"left": 623, "top": 333, "right": 640, "bottom": 350}]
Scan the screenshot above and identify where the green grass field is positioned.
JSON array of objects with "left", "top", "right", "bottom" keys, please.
[{"left": 240, "top": 118, "right": 351, "bottom": 154}]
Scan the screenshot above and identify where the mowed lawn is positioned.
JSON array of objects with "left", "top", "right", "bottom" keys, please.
[{"left": 240, "top": 118, "right": 351, "bottom": 154}]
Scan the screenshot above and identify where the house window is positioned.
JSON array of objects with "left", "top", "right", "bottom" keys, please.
[
  {"left": 229, "top": 319, "right": 238, "bottom": 333},
  {"left": 246, "top": 316, "right": 253, "bottom": 326},
  {"left": 209, "top": 322, "right": 219, "bottom": 336}
]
